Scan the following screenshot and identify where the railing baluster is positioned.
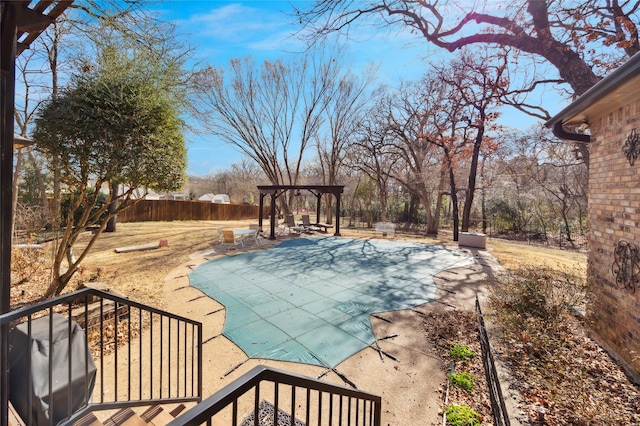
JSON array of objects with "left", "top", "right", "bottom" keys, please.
[
  {"left": 318, "top": 390, "right": 322, "bottom": 426},
  {"left": 291, "top": 385, "right": 296, "bottom": 423},
  {"left": 84, "top": 295, "right": 90, "bottom": 408},
  {"left": 149, "top": 311, "right": 154, "bottom": 400},
  {"left": 306, "top": 387, "right": 311, "bottom": 425},
  {"left": 139, "top": 306, "right": 143, "bottom": 401},
  {"left": 232, "top": 399, "right": 238, "bottom": 425},
  {"left": 339, "top": 394, "right": 343, "bottom": 426},
  {"left": 114, "top": 299, "right": 118, "bottom": 402},
  {"left": 197, "top": 319, "right": 203, "bottom": 401},
  {"left": 127, "top": 305, "right": 131, "bottom": 401},
  {"left": 48, "top": 308, "right": 53, "bottom": 426},
  {"left": 174, "top": 314, "right": 180, "bottom": 397},
  {"left": 329, "top": 392, "right": 333, "bottom": 426},
  {"left": 168, "top": 316, "right": 171, "bottom": 399},
  {"left": 99, "top": 298, "right": 105, "bottom": 403},
  {"left": 183, "top": 321, "right": 187, "bottom": 397},
  {"left": 355, "top": 398, "right": 359, "bottom": 426},
  {"left": 274, "top": 381, "right": 279, "bottom": 426},
  {"left": 347, "top": 396, "right": 352, "bottom": 426},
  {"left": 190, "top": 322, "right": 195, "bottom": 397},
  {"left": 27, "top": 316, "right": 33, "bottom": 426},
  {"left": 160, "top": 315, "right": 164, "bottom": 399},
  {"left": 254, "top": 383, "right": 260, "bottom": 426},
  {"left": 67, "top": 307, "right": 73, "bottom": 419}
]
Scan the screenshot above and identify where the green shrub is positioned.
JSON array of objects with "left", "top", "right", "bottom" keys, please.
[
  {"left": 449, "top": 344, "right": 476, "bottom": 362},
  {"left": 445, "top": 404, "right": 481, "bottom": 426},
  {"left": 448, "top": 372, "right": 475, "bottom": 392}
]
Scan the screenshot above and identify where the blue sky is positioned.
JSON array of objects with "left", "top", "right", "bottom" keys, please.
[{"left": 156, "top": 1, "right": 556, "bottom": 176}]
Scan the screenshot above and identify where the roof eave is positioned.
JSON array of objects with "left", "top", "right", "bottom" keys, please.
[{"left": 546, "top": 53, "right": 640, "bottom": 132}]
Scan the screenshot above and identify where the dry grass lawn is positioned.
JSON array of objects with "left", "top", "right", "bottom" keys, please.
[
  {"left": 78, "top": 222, "right": 587, "bottom": 303},
  {"left": 70, "top": 220, "right": 254, "bottom": 308},
  {"left": 13, "top": 220, "right": 586, "bottom": 309}
]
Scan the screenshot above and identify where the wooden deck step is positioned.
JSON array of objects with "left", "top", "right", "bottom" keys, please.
[
  {"left": 103, "top": 408, "right": 147, "bottom": 426},
  {"left": 140, "top": 405, "right": 175, "bottom": 426},
  {"left": 168, "top": 404, "right": 186, "bottom": 418},
  {"left": 72, "top": 412, "right": 103, "bottom": 426},
  {"left": 71, "top": 404, "right": 187, "bottom": 426}
]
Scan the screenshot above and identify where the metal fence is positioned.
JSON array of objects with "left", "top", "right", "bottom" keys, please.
[
  {"left": 476, "top": 297, "right": 510, "bottom": 426},
  {"left": 483, "top": 220, "right": 588, "bottom": 251}
]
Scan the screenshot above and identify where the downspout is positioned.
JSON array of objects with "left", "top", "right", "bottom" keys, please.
[{"left": 552, "top": 122, "right": 591, "bottom": 144}]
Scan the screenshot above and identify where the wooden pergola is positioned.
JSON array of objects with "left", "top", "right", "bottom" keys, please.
[{"left": 257, "top": 185, "right": 345, "bottom": 240}]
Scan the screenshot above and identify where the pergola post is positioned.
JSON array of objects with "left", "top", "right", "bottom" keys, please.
[
  {"left": 1, "top": 5, "right": 18, "bottom": 424},
  {"left": 315, "top": 193, "right": 322, "bottom": 224},
  {"left": 334, "top": 192, "right": 341, "bottom": 236},
  {"left": 269, "top": 191, "right": 277, "bottom": 240},
  {"left": 258, "top": 192, "right": 265, "bottom": 232}
]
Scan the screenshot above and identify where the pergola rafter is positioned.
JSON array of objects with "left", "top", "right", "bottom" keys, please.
[{"left": 257, "top": 185, "right": 345, "bottom": 240}]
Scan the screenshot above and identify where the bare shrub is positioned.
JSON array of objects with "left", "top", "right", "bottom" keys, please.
[
  {"left": 488, "top": 264, "right": 587, "bottom": 359},
  {"left": 11, "top": 238, "right": 47, "bottom": 287},
  {"left": 488, "top": 265, "right": 640, "bottom": 425},
  {"left": 14, "top": 202, "right": 49, "bottom": 240}
]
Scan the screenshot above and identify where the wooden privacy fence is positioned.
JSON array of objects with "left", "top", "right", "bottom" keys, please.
[{"left": 117, "top": 200, "right": 265, "bottom": 222}]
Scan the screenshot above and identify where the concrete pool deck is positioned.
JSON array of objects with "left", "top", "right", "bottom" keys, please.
[{"left": 162, "top": 233, "right": 502, "bottom": 425}]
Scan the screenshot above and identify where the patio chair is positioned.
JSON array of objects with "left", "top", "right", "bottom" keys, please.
[
  {"left": 247, "top": 224, "right": 263, "bottom": 246},
  {"left": 215, "top": 226, "right": 224, "bottom": 244},
  {"left": 285, "top": 214, "right": 304, "bottom": 234},
  {"left": 302, "top": 214, "right": 320, "bottom": 233},
  {"left": 222, "top": 229, "right": 244, "bottom": 250},
  {"left": 300, "top": 214, "right": 319, "bottom": 232}
]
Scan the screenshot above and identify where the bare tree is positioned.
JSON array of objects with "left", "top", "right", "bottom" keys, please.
[
  {"left": 349, "top": 100, "right": 400, "bottom": 224},
  {"left": 191, "top": 48, "right": 340, "bottom": 214},
  {"left": 296, "top": 1, "right": 639, "bottom": 95},
  {"left": 316, "top": 67, "right": 377, "bottom": 224},
  {"left": 433, "top": 51, "right": 506, "bottom": 232},
  {"left": 296, "top": 0, "right": 640, "bottom": 166},
  {"left": 382, "top": 83, "right": 443, "bottom": 235},
  {"left": 487, "top": 126, "right": 588, "bottom": 242}
]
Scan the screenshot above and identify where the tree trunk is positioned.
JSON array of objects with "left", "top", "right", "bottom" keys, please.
[
  {"left": 349, "top": 178, "right": 361, "bottom": 226},
  {"left": 461, "top": 124, "right": 484, "bottom": 232},
  {"left": 426, "top": 163, "right": 447, "bottom": 236},
  {"left": 105, "top": 182, "right": 118, "bottom": 232},
  {"left": 28, "top": 149, "right": 51, "bottom": 228},
  {"left": 445, "top": 148, "right": 459, "bottom": 241},
  {"left": 378, "top": 179, "right": 388, "bottom": 223}
]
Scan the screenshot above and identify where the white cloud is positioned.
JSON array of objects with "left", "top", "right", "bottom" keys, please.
[{"left": 175, "top": 3, "right": 293, "bottom": 48}]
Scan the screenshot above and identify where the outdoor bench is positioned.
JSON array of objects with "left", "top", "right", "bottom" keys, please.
[
  {"left": 375, "top": 222, "right": 395, "bottom": 237},
  {"left": 458, "top": 231, "right": 487, "bottom": 249},
  {"left": 315, "top": 223, "right": 334, "bottom": 233}
]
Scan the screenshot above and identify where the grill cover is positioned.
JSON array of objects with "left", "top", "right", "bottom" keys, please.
[{"left": 9, "top": 313, "right": 97, "bottom": 425}]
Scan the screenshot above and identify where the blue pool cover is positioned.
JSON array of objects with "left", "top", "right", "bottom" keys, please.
[{"left": 189, "top": 237, "right": 474, "bottom": 368}]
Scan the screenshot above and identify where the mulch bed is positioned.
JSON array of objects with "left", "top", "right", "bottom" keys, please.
[
  {"left": 424, "top": 309, "right": 640, "bottom": 426},
  {"left": 423, "top": 310, "right": 494, "bottom": 425}
]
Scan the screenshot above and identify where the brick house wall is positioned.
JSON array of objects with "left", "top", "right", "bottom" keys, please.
[
  {"left": 587, "top": 102, "right": 640, "bottom": 382},
  {"left": 547, "top": 54, "right": 640, "bottom": 382}
]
